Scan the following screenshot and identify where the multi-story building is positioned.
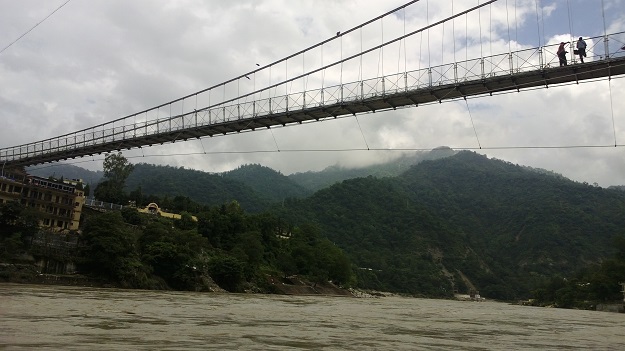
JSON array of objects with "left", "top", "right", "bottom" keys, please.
[
  {"left": 0, "top": 167, "right": 85, "bottom": 231},
  {"left": 0, "top": 167, "right": 26, "bottom": 204},
  {"left": 60, "top": 178, "right": 86, "bottom": 230}
]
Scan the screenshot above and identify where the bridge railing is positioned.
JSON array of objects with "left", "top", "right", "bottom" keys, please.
[{"left": 2, "top": 32, "right": 624, "bottom": 164}]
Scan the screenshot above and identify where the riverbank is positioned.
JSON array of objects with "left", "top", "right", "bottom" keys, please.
[
  {"left": 0, "top": 263, "right": 109, "bottom": 287},
  {"left": 265, "top": 275, "right": 353, "bottom": 296},
  {"left": 0, "top": 262, "right": 355, "bottom": 296}
]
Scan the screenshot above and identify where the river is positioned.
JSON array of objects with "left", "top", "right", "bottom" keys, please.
[{"left": 1, "top": 283, "right": 624, "bottom": 350}]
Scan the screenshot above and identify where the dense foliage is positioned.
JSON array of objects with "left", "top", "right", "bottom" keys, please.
[
  {"left": 17, "top": 148, "right": 625, "bottom": 305},
  {"left": 94, "top": 152, "right": 135, "bottom": 203},
  {"left": 270, "top": 151, "right": 625, "bottom": 300},
  {"left": 125, "top": 163, "right": 270, "bottom": 212},
  {"left": 530, "top": 235, "right": 625, "bottom": 308},
  {"left": 0, "top": 201, "right": 39, "bottom": 261},
  {"left": 222, "top": 164, "right": 311, "bottom": 202},
  {"left": 76, "top": 202, "right": 355, "bottom": 292},
  {"left": 396, "top": 152, "right": 625, "bottom": 298}
]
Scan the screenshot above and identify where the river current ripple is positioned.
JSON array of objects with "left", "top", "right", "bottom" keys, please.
[{"left": 1, "top": 283, "right": 624, "bottom": 350}]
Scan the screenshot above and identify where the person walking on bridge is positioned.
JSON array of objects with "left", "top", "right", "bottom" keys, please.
[
  {"left": 576, "top": 37, "right": 587, "bottom": 63},
  {"left": 557, "top": 42, "right": 568, "bottom": 67}
]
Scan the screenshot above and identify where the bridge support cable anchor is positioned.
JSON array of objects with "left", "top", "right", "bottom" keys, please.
[
  {"left": 288, "top": 113, "right": 305, "bottom": 124},
  {"left": 435, "top": 87, "right": 462, "bottom": 103},
  {"left": 344, "top": 105, "right": 357, "bottom": 116},
  {"left": 429, "top": 90, "right": 440, "bottom": 102},
  {"left": 407, "top": 95, "right": 419, "bottom": 106},
  {"left": 510, "top": 77, "right": 520, "bottom": 92},
  {"left": 321, "top": 106, "right": 340, "bottom": 119},
  {"left": 361, "top": 102, "right": 376, "bottom": 113},
  {"left": 453, "top": 85, "right": 467, "bottom": 99},
  {"left": 383, "top": 99, "right": 397, "bottom": 110}
]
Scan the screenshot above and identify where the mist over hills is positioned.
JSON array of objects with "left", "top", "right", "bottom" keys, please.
[
  {"left": 27, "top": 147, "right": 458, "bottom": 207},
  {"left": 27, "top": 164, "right": 104, "bottom": 185},
  {"left": 289, "top": 147, "right": 457, "bottom": 191}
]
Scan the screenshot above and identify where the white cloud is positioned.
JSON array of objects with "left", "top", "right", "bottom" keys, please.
[{"left": 1, "top": 0, "right": 625, "bottom": 186}]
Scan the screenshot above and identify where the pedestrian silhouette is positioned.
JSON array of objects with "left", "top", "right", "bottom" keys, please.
[
  {"left": 557, "top": 42, "right": 568, "bottom": 66},
  {"left": 576, "top": 37, "right": 587, "bottom": 63}
]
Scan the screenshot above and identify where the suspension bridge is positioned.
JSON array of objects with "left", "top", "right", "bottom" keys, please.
[{"left": 2, "top": 0, "right": 625, "bottom": 168}]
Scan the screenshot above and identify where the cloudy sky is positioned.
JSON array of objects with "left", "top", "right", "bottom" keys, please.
[{"left": 1, "top": 0, "right": 625, "bottom": 187}]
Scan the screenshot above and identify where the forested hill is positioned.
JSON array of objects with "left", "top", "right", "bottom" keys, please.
[
  {"left": 22, "top": 150, "right": 625, "bottom": 299},
  {"left": 401, "top": 151, "right": 625, "bottom": 275},
  {"left": 125, "top": 164, "right": 270, "bottom": 212},
  {"left": 222, "top": 164, "right": 312, "bottom": 202},
  {"left": 399, "top": 151, "right": 625, "bottom": 266},
  {"left": 26, "top": 148, "right": 457, "bottom": 207},
  {"left": 273, "top": 151, "right": 625, "bottom": 299}
]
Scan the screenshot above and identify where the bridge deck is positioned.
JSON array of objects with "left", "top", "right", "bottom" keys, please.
[{"left": 3, "top": 56, "right": 625, "bottom": 167}]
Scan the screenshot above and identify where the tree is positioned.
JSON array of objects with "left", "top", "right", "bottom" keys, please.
[
  {"left": 0, "top": 201, "right": 24, "bottom": 237},
  {"left": 103, "top": 151, "right": 134, "bottom": 185},
  {"left": 231, "top": 231, "right": 265, "bottom": 269},
  {"left": 137, "top": 220, "right": 209, "bottom": 290},
  {"left": 208, "top": 255, "right": 245, "bottom": 292},
  {"left": 94, "top": 180, "right": 125, "bottom": 204},
  {"left": 121, "top": 206, "right": 143, "bottom": 226},
  {"left": 174, "top": 211, "right": 197, "bottom": 230},
  {"left": 79, "top": 211, "right": 138, "bottom": 282},
  {"left": 128, "top": 186, "right": 144, "bottom": 207},
  {"left": 0, "top": 201, "right": 40, "bottom": 260},
  {"left": 94, "top": 152, "right": 134, "bottom": 203}
]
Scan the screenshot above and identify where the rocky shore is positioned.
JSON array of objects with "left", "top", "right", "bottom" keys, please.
[{"left": 263, "top": 275, "right": 353, "bottom": 296}]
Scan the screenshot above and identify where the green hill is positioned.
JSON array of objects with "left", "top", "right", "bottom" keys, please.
[
  {"left": 222, "top": 164, "right": 312, "bottom": 202},
  {"left": 272, "top": 151, "right": 625, "bottom": 299},
  {"left": 125, "top": 163, "right": 270, "bottom": 212},
  {"left": 26, "top": 151, "right": 625, "bottom": 300}
]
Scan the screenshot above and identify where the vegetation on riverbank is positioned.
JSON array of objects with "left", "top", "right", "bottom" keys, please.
[
  {"left": 7, "top": 149, "right": 625, "bottom": 307},
  {"left": 528, "top": 235, "right": 625, "bottom": 309},
  {"left": 1, "top": 200, "right": 355, "bottom": 293}
]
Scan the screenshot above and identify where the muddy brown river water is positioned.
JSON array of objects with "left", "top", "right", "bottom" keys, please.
[{"left": 1, "top": 283, "right": 624, "bottom": 350}]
